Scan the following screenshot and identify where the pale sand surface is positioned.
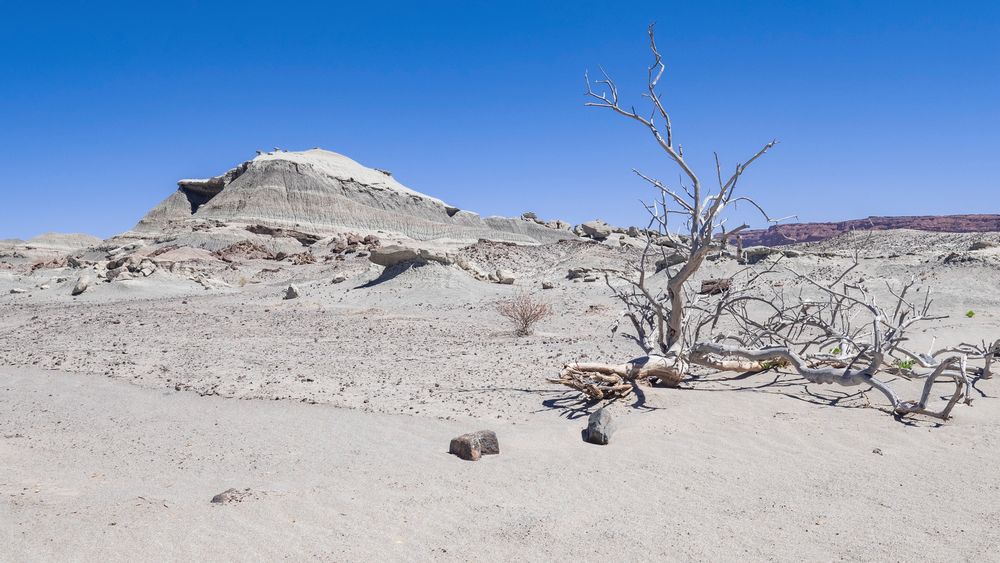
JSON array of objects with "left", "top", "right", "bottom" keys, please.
[
  {"left": 2, "top": 364, "right": 999, "bottom": 562},
  {"left": 2, "top": 229, "right": 1000, "bottom": 561}
]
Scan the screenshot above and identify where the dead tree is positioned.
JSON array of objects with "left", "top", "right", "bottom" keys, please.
[
  {"left": 551, "top": 23, "right": 780, "bottom": 391},
  {"left": 550, "top": 25, "right": 995, "bottom": 420}
]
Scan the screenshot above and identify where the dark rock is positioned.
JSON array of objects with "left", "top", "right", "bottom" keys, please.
[
  {"left": 654, "top": 252, "right": 686, "bottom": 272},
  {"left": 210, "top": 488, "right": 251, "bottom": 504},
  {"left": 585, "top": 408, "right": 615, "bottom": 445},
  {"left": 449, "top": 430, "right": 500, "bottom": 461},
  {"left": 245, "top": 224, "right": 321, "bottom": 246}
]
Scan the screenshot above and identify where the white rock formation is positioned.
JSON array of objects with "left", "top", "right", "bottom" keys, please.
[{"left": 136, "top": 149, "right": 572, "bottom": 246}]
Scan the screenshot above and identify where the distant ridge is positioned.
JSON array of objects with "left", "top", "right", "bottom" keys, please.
[{"left": 740, "top": 214, "right": 1000, "bottom": 247}]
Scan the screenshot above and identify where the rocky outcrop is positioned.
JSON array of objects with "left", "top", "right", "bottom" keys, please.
[
  {"left": 369, "top": 245, "right": 453, "bottom": 267},
  {"left": 740, "top": 215, "right": 1000, "bottom": 247},
  {"left": 135, "top": 149, "right": 573, "bottom": 246}
]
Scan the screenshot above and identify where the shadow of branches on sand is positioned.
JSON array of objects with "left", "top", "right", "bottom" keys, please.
[
  {"left": 685, "top": 368, "right": 970, "bottom": 428},
  {"left": 540, "top": 380, "right": 664, "bottom": 420}
]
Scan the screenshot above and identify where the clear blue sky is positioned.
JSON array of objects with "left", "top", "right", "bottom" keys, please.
[{"left": 1, "top": 1, "right": 997, "bottom": 239}]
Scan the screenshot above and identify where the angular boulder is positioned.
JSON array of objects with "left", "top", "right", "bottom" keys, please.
[
  {"left": 585, "top": 408, "right": 615, "bottom": 445},
  {"left": 71, "top": 275, "right": 91, "bottom": 296},
  {"left": 580, "top": 220, "right": 612, "bottom": 241},
  {"left": 654, "top": 252, "right": 686, "bottom": 272},
  {"left": 449, "top": 430, "right": 500, "bottom": 461},
  {"left": 369, "top": 245, "right": 420, "bottom": 266}
]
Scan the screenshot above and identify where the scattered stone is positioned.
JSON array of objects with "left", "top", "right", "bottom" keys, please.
[
  {"left": 654, "top": 235, "right": 682, "bottom": 248},
  {"left": 71, "top": 275, "right": 91, "bottom": 296},
  {"left": 627, "top": 226, "right": 641, "bottom": 237},
  {"left": 580, "top": 220, "right": 612, "bottom": 241},
  {"left": 743, "top": 247, "right": 778, "bottom": 265},
  {"left": 210, "top": 488, "right": 252, "bottom": 504},
  {"left": 449, "top": 430, "right": 500, "bottom": 461},
  {"left": 970, "top": 241, "right": 997, "bottom": 251},
  {"left": 9, "top": 288, "right": 27, "bottom": 294},
  {"left": 495, "top": 270, "right": 515, "bottom": 285},
  {"left": 872, "top": 448, "right": 883, "bottom": 456},
  {"left": 567, "top": 267, "right": 601, "bottom": 280},
  {"left": 585, "top": 408, "right": 615, "bottom": 445},
  {"left": 284, "top": 284, "right": 300, "bottom": 299},
  {"left": 331, "top": 274, "right": 347, "bottom": 284},
  {"left": 541, "top": 281, "right": 554, "bottom": 290},
  {"left": 655, "top": 252, "right": 686, "bottom": 272},
  {"left": 138, "top": 259, "right": 157, "bottom": 277},
  {"left": 583, "top": 275, "right": 598, "bottom": 282}
]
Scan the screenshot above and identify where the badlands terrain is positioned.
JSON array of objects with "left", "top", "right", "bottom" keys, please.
[{"left": 2, "top": 149, "right": 1000, "bottom": 561}]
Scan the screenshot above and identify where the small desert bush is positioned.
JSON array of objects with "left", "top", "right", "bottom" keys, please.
[{"left": 496, "top": 291, "right": 553, "bottom": 336}]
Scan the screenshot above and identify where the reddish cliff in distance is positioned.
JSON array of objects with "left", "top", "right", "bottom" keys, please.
[{"left": 739, "top": 214, "right": 1000, "bottom": 247}]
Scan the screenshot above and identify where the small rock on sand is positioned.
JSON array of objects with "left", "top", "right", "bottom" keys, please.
[
  {"left": 210, "top": 488, "right": 252, "bottom": 504},
  {"left": 495, "top": 270, "right": 515, "bottom": 285},
  {"left": 541, "top": 281, "right": 554, "bottom": 289},
  {"left": 585, "top": 408, "right": 615, "bottom": 445},
  {"left": 284, "top": 284, "right": 300, "bottom": 299},
  {"left": 449, "top": 430, "right": 500, "bottom": 461},
  {"left": 9, "top": 288, "right": 27, "bottom": 294},
  {"left": 71, "top": 275, "right": 91, "bottom": 296},
  {"left": 331, "top": 274, "right": 347, "bottom": 284}
]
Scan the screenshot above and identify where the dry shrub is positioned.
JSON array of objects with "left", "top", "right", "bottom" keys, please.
[{"left": 496, "top": 291, "right": 552, "bottom": 336}]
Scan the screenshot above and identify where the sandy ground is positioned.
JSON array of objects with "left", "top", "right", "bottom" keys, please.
[
  {"left": 2, "top": 229, "right": 1000, "bottom": 561},
  {"left": 2, "top": 365, "right": 999, "bottom": 562}
]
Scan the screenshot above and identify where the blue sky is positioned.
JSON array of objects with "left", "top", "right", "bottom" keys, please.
[{"left": 1, "top": 1, "right": 997, "bottom": 239}]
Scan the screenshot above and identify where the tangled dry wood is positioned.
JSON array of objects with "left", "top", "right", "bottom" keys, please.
[{"left": 552, "top": 24, "right": 998, "bottom": 420}]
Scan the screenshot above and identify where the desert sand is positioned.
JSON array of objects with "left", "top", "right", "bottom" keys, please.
[{"left": 2, "top": 149, "right": 1000, "bottom": 561}]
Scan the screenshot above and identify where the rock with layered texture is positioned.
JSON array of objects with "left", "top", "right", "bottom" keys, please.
[
  {"left": 135, "top": 149, "right": 573, "bottom": 246},
  {"left": 740, "top": 215, "right": 1000, "bottom": 247}
]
